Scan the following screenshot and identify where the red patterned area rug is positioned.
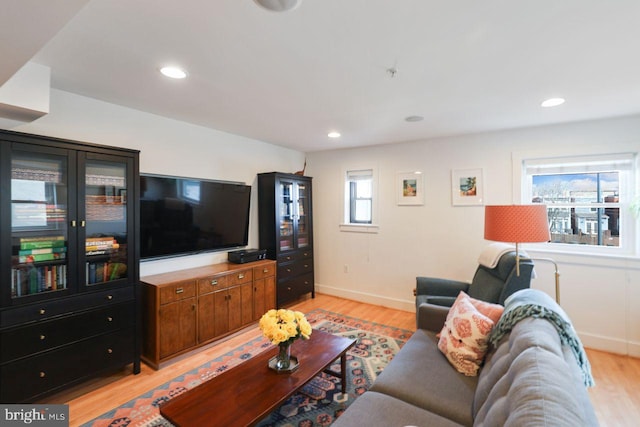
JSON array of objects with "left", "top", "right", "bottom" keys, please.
[{"left": 82, "top": 309, "right": 411, "bottom": 427}]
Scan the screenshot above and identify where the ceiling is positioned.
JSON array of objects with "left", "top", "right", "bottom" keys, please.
[{"left": 3, "top": 0, "right": 640, "bottom": 152}]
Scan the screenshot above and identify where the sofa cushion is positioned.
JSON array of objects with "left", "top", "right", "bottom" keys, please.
[
  {"left": 331, "top": 391, "right": 466, "bottom": 427},
  {"left": 473, "top": 317, "right": 599, "bottom": 427},
  {"left": 438, "top": 292, "right": 501, "bottom": 376},
  {"left": 370, "top": 329, "right": 477, "bottom": 426}
]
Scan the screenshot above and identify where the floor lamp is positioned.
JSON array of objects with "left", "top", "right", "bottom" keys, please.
[{"left": 484, "top": 205, "right": 561, "bottom": 304}]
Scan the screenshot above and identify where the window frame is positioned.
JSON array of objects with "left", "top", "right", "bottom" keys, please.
[
  {"left": 340, "top": 167, "right": 379, "bottom": 233},
  {"left": 515, "top": 147, "right": 638, "bottom": 257}
]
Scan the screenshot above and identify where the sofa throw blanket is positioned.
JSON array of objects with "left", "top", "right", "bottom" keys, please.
[{"left": 488, "top": 289, "right": 595, "bottom": 387}]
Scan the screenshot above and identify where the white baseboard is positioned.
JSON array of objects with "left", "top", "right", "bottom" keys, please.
[
  {"left": 629, "top": 342, "right": 640, "bottom": 358},
  {"left": 317, "top": 283, "right": 640, "bottom": 358},
  {"left": 315, "top": 283, "right": 414, "bottom": 313},
  {"left": 580, "top": 332, "right": 630, "bottom": 356}
]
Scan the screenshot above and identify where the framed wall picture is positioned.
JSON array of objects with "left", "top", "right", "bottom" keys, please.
[
  {"left": 451, "top": 168, "right": 484, "bottom": 206},
  {"left": 397, "top": 171, "right": 424, "bottom": 205}
]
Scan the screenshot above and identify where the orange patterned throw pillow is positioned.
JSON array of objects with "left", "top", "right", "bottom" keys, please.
[{"left": 437, "top": 291, "right": 504, "bottom": 376}]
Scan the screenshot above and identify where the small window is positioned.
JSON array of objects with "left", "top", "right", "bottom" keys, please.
[
  {"left": 523, "top": 153, "right": 636, "bottom": 252},
  {"left": 346, "top": 169, "right": 373, "bottom": 224}
]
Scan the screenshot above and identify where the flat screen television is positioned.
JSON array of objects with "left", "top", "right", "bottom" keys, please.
[{"left": 140, "top": 174, "right": 251, "bottom": 260}]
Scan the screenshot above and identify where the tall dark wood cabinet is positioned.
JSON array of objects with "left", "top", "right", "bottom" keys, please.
[
  {"left": 258, "top": 172, "right": 314, "bottom": 306},
  {"left": 0, "top": 130, "right": 140, "bottom": 402}
]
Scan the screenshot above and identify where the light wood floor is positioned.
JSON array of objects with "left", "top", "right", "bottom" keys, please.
[{"left": 47, "top": 293, "right": 639, "bottom": 426}]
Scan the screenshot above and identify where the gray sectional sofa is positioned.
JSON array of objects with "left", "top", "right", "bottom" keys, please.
[{"left": 332, "top": 289, "right": 599, "bottom": 427}]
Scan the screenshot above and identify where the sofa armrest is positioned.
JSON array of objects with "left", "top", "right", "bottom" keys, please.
[
  {"left": 417, "top": 303, "right": 450, "bottom": 332},
  {"left": 416, "top": 277, "right": 469, "bottom": 297}
]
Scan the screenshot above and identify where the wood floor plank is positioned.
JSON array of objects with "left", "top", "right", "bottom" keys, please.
[{"left": 42, "top": 293, "right": 639, "bottom": 426}]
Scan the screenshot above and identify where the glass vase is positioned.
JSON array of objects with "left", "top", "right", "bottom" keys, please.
[{"left": 275, "top": 342, "right": 292, "bottom": 370}]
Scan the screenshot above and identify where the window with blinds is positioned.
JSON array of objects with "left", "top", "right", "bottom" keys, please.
[
  {"left": 523, "top": 152, "right": 636, "bottom": 251},
  {"left": 346, "top": 169, "right": 373, "bottom": 224}
]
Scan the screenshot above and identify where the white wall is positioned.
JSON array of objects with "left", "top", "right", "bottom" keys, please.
[
  {"left": 306, "top": 115, "right": 640, "bottom": 357},
  {"left": 6, "top": 88, "right": 639, "bottom": 356},
  {"left": 10, "top": 89, "right": 306, "bottom": 276}
]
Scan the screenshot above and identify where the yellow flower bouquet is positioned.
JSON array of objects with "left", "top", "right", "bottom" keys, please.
[{"left": 259, "top": 309, "right": 312, "bottom": 345}]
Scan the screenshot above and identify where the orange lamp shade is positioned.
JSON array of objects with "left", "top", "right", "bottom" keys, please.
[{"left": 484, "top": 205, "right": 551, "bottom": 243}]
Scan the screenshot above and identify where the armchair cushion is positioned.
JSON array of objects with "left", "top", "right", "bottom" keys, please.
[{"left": 416, "top": 277, "right": 470, "bottom": 308}]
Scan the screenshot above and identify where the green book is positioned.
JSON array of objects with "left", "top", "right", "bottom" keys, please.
[{"left": 20, "top": 239, "right": 66, "bottom": 250}]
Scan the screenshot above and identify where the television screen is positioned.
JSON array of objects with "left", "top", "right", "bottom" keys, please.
[{"left": 140, "top": 174, "right": 251, "bottom": 260}]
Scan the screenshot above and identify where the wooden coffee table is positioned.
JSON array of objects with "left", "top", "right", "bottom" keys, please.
[{"left": 159, "top": 329, "right": 357, "bottom": 427}]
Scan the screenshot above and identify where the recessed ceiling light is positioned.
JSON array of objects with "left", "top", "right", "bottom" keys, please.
[
  {"left": 405, "top": 115, "right": 424, "bottom": 122},
  {"left": 254, "top": 0, "right": 301, "bottom": 12},
  {"left": 328, "top": 131, "right": 341, "bottom": 138},
  {"left": 160, "top": 66, "right": 187, "bottom": 79},
  {"left": 541, "top": 98, "right": 565, "bottom": 107}
]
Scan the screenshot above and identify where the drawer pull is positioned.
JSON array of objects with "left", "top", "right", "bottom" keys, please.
[
  {"left": 107, "top": 295, "right": 113, "bottom": 300},
  {"left": 263, "top": 268, "right": 269, "bottom": 273},
  {"left": 107, "top": 348, "right": 113, "bottom": 354},
  {"left": 39, "top": 309, "right": 46, "bottom": 315},
  {"left": 286, "top": 268, "right": 291, "bottom": 273},
  {"left": 210, "top": 279, "right": 218, "bottom": 286},
  {"left": 287, "top": 287, "right": 292, "bottom": 291},
  {"left": 304, "top": 264, "right": 309, "bottom": 268},
  {"left": 40, "top": 372, "right": 46, "bottom": 378},
  {"left": 176, "top": 287, "right": 184, "bottom": 294},
  {"left": 40, "top": 335, "right": 46, "bottom": 340},
  {"left": 286, "top": 256, "right": 292, "bottom": 260},
  {"left": 107, "top": 317, "right": 113, "bottom": 322},
  {"left": 238, "top": 273, "right": 245, "bottom": 279}
]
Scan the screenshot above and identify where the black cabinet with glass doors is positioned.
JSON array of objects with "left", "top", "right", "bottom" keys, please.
[
  {"left": 258, "top": 172, "right": 314, "bottom": 306},
  {"left": 0, "top": 129, "right": 140, "bottom": 402}
]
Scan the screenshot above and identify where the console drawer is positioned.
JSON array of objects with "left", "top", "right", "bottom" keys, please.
[
  {"left": 253, "top": 263, "right": 275, "bottom": 280},
  {"left": 159, "top": 281, "right": 196, "bottom": 305},
  {"left": 197, "top": 274, "right": 229, "bottom": 295},
  {"left": 228, "top": 269, "right": 252, "bottom": 286}
]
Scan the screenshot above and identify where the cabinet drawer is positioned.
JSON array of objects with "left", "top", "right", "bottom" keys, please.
[
  {"left": 197, "top": 274, "right": 229, "bottom": 295},
  {"left": 278, "top": 259, "right": 313, "bottom": 280},
  {"left": 253, "top": 263, "right": 275, "bottom": 279},
  {"left": 277, "top": 250, "right": 313, "bottom": 264},
  {"left": 1, "top": 302, "right": 134, "bottom": 363},
  {"left": 0, "top": 287, "right": 134, "bottom": 328},
  {"left": 277, "top": 273, "right": 314, "bottom": 305},
  {"left": 160, "top": 281, "right": 196, "bottom": 305},
  {"left": 228, "top": 269, "right": 252, "bottom": 286},
  {"left": 0, "top": 328, "right": 134, "bottom": 403}
]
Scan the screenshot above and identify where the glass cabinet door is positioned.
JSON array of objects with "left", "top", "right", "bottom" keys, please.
[
  {"left": 296, "top": 182, "right": 310, "bottom": 249},
  {"left": 83, "top": 158, "right": 129, "bottom": 287},
  {"left": 10, "top": 151, "right": 72, "bottom": 300},
  {"left": 279, "top": 181, "right": 294, "bottom": 252}
]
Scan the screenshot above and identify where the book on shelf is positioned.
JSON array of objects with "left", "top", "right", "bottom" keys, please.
[
  {"left": 11, "top": 264, "right": 67, "bottom": 297},
  {"left": 85, "top": 236, "right": 120, "bottom": 254},
  {"left": 86, "top": 261, "right": 126, "bottom": 284},
  {"left": 18, "top": 252, "right": 66, "bottom": 263},
  {"left": 18, "top": 246, "right": 67, "bottom": 256},
  {"left": 20, "top": 236, "right": 66, "bottom": 250}
]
